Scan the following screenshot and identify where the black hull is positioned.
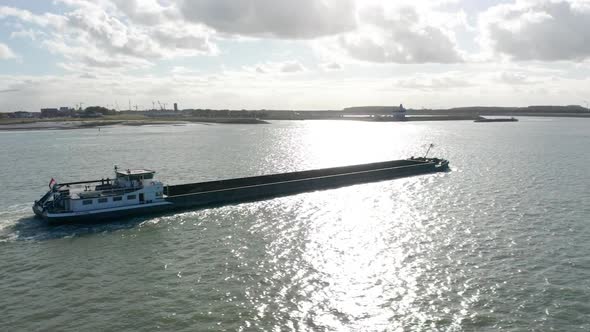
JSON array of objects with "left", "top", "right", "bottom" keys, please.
[
  {"left": 41, "top": 158, "right": 449, "bottom": 224},
  {"left": 165, "top": 158, "right": 448, "bottom": 209},
  {"left": 43, "top": 204, "right": 175, "bottom": 225},
  {"left": 474, "top": 118, "right": 518, "bottom": 123}
]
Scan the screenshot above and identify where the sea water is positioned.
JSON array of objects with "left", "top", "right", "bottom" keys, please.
[{"left": 0, "top": 118, "right": 589, "bottom": 331}]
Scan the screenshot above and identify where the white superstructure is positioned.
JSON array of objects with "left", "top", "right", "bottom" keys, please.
[{"left": 33, "top": 167, "right": 171, "bottom": 220}]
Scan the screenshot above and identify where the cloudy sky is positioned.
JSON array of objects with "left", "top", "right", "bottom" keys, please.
[{"left": 1, "top": 0, "right": 590, "bottom": 111}]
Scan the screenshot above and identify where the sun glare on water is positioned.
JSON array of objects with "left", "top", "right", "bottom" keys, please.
[{"left": 244, "top": 169, "right": 463, "bottom": 330}]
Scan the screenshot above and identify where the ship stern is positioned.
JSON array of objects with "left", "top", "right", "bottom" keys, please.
[{"left": 32, "top": 202, "right": 46, "bottom": 219}]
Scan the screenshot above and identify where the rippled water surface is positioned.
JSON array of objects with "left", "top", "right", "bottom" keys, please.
[{"left": 1, "top": 119, "right": 589, "bottom": 331}]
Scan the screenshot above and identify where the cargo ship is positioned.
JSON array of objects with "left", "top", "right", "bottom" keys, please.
[
  {"left": 33, "top": 158, "right": 449, "bottom": 224},
  {"left": 474, "top": 117, "right": 518, "bottom": 123}
]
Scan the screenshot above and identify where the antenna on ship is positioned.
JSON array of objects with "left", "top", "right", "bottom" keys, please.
[{"left": 424, "top": 144, "right": 435, "bottom": 158}]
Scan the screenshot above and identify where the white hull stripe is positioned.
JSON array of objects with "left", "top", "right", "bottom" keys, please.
[{"left": 46, "top": 201, "right": 173, "bottom": 218}]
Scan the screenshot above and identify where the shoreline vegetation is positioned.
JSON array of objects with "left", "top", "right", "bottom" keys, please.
[{"left": 1, "top": 105, "right": 588, "bottom": 131}]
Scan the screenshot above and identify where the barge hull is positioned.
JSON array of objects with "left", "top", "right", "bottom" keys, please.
[
  {"left": 44, "top": 203, "right": 175, "bottom": 224},
  {"left": 165, "top": 159, "right": 447, "bottom": 209}
]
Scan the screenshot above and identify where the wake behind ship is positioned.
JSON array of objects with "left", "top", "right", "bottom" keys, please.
[{"left": 33, "top": 158, "right": 449, "bottom": 224}]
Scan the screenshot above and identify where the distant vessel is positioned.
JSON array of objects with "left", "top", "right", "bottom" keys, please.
[
  {"left": 474, "top": 117, "right": 518, "bottom": 123},
  {"left": 33, "top": 158, "right": 450, "bottom": 224}
]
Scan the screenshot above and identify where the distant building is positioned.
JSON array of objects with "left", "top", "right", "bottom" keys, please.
[
  {"left": 174, "top": 103, "right": 178, "bottom": 112},
  {"left": 41, "top": 107, "right": 75, "bottom": 118},
  {"left": 60, "top": 107, "right": 76, "bottom": 117},
  {"left": 10, "top": 111, "right": 35, "bottom": 118},
  {"left": 41, "top": 108, "right": 60, "bottom": 118},
  {"left": 393, "top": 104, "right": 407, "bottom": 120}
]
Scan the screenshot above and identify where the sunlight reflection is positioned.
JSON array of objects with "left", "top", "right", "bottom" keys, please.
[
  {"left": 304, "top": 181, "right": 426, "bottom": 330},
  {"left": 241, "top": 169, "right": 473, "bottom": 331},
  {"left": 245, "top": 177, "right": 432, "bottom": 330},
  {"left": 296, "top": 121, "right": 427, "bottom": 168}
]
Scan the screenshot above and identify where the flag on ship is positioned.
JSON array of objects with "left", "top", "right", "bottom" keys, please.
[{"left": 48, "top": 178, "right": 57, "bottom": 189}]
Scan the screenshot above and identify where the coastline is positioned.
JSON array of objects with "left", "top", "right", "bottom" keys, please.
[
  {"left": 0, "top": 118, "right": 269, "bottom": 131},
  {"left": 2, "top": 113, "right": 587, "bottom": 131}
]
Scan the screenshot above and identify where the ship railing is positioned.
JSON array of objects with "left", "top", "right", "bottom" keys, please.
[
  {"left": 57, "top": 179, "right": 113, "bottom": 187},
  {"left": 74, "top": 187, "right": 142, "bottom": 200},
  {"left": 35, "top": 190, "right": 53, "bottom": 205}
]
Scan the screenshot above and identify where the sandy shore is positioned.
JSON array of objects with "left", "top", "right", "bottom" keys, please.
[
  {"left": 0, "top": 118, "right": 269, "bottom": 131},
  {"left": 0, "top": 120, "right": 186, "bottom": 131}
]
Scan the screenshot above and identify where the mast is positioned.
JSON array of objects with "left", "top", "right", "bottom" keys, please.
[{"left": 424, "top": 144, "right": 434, "bottom": 158}]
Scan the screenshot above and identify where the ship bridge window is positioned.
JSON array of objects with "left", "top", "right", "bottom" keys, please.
[
  {"left": 127, "top": 195, "right": 136, "bottom": 200},
  {"left": 130, "top": 174, "right": 153, "bottom": 181},
  {"left": 113, "top": 196, "right": 122, "bottom": 201},
  {"left": 98, "top": 198, "right": 108, "bottom": 203},
  {"left": 83, "top": 200, "right": 93, "bottom": 205}
]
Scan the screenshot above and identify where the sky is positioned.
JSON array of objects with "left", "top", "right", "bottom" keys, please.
[{"left": 1, "top": 0, "right": 590, "bottom": 111}]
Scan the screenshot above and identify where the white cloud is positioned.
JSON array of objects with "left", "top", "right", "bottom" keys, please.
[
  {"left": 244, "top": 61, "right": 307, "bottom": 75},
  {"left": 1, "top": 3, "right": 216, "bottom": 71},
  {"left": 280, "top": 61, "right": 305, "bottom": 73},
  {"left": 10, "top": 28, "right": 44, "bottom": 41},
  {"left": 0, "top": 6, "right": 64, "bottom": 27},
  {"left": 109, "top": 0, "right": 180, "bottom": 25},
  {"left": 178, "top": 0, "right": 357, "bottom": 39},
  {"left": 481, "top": 0, "right": 590, "bottom": 61},
  {"left": 498, "top": 71, "right": 536, "bottom": 85},
  {"left": 0, "top": 43, "right": 17, "bottom": 59},
  {"left": 395, "top": 73, "right": 474, "bottom": 91},
  {"left": 320, "top": 3, "right": 464, "bottom": 64},
  {"left": 1, "top": 0, "right": 467, "bottom": 69},
  {"left": 321, "top": 62, "right": 343, "bottom": 71}
]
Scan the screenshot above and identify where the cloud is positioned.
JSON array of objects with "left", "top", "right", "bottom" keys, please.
[
  {"left": 178, "top": 0, "right": 357, "bottom": 39},
  {"left": 2, "top": 0, "right": 467, "bottom": 70},
  {"left": 321, "top": 62, "right": 343, "bottom": 71},
  {"left": 79, "top": 73, "right": 97, "bottom": 79},
  {"left": 63, "top": 4, "right": 216, "bottom": 59},
  {"left": 331, "top": 4, "right": 464, "bottom": 63},
  {"left": 10, "top": 28, "right": 44, "bottom": 41},
  {"left": 245, "top": 61, "right": 307, "bottom": 75},
  {"left": 109, "top": 0, "right": 180, "bottom": 25},
  {"left": 0, "top": 88, "right": 20, "bottom": 93},
  {"left": 481, "top": 0, "right": 590, "bottom": 61},
  {"left": 1, "top": 3, "right": 216, "bottom": 71},
  {"left": 498, "top": 71, "right": 536, "bottom": 85},
  {"left": 0, "top": 6, "right": 63, "bottom": 27},
  {"left": 0, "top": 43, "right": 17, "bottom": 59},
  {"left": 395, "top": 73, "right": 475, "bottom": 91},
  {"left": 280, "top": 61, "right": 305, "bottom": 73}
]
